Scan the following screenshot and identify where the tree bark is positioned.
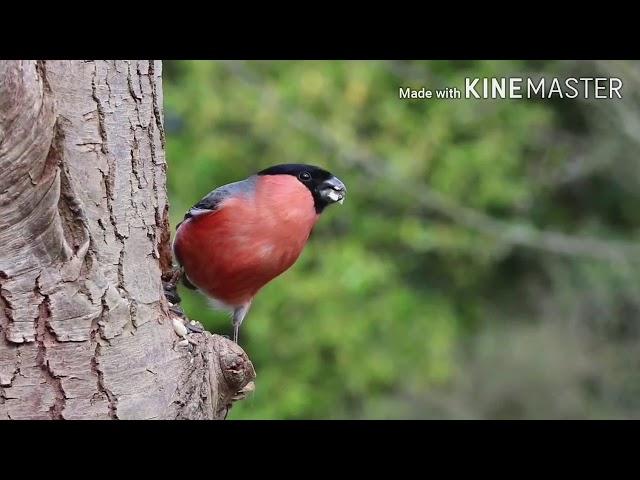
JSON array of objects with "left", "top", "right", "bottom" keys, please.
[{"left": 0, "top": 60, "right": 255, "bottom": 419}]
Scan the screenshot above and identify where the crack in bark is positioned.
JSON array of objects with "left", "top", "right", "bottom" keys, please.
[
  {"left": 146, "top": 226, "right": 159, "bottom": 260},
  {"left": 148, "top": 61, "right": 166, "bottom": 148},
  {"left": 0, "top": 272, "right": 14, "bottom": 342},
  {"left": 129, "top": 62, "right": 145, "bottom": 129},
  {"left": 91, "top": 64, "right": 109, "bottom": 154},
  {"left": 89, "top": 289, "right": 118, "bottom": 418},
  {"left": 35, "top": 60, "right": 51, "bottom": 98},
  {"left": 34, "top": 276, "right": 66, "bottom": 419},
  {"left": 116, "top": 242, "right": 136, "bottom": 332},
  {"left": 99, "top": 161, "right": 123, "bottom": 239},
  {"left": 147, "top": 119, "right": 161, "bottom": 166},
  {"left": 130, "top": 131, "right": 144, "bottom": 190},
  {"left": 97, "top": 218, "right": 109, "bottom": 246},
  {"left": 95, "top": 288, "right": 109, "bottom": 342},
  {"left": 3, "top": 345, "right": 22, "bottom": 389},
  {"left": 104, "top": 70, "right": 112, "bottom": 108},
  {"left": 91, "top": 344, "right": 118, "bottom": 419},
  {"left": 128, "top": 130, "right": 145, "bottom": 225},
  {"left": 129, "top": 174, "right": 140, "bottom": 222},
  {"left": 126, "top": 62, "right": 142, "bottom": 103},
  {"left": 136, "top": 63, "right": 145, "bottom": 104},
  {"left": 14, "top": 345, "right": 22, "bottom": 381}
]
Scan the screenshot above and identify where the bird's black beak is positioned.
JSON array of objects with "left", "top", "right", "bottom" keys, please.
[{"left": 319, "top": 176, "right": 347, "bottom": 205}]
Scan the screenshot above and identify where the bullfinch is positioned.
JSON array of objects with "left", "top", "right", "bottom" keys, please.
[{"left": 170, "top": 164, "right": 347, "bottom": 343}]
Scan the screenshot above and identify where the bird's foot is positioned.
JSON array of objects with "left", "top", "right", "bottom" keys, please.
[
  {"left": 163, "top": 268, "right": 183, "bottom": 305},
  {"left": 164, "top": 287, "right": 181, "bottom": 305}
]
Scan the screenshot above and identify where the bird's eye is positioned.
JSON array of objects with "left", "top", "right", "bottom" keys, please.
[{"left": 299, "top": 171, "right": 311, "bottom": 181}]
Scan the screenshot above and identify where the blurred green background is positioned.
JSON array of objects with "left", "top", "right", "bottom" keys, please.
[{"left": 163, "top": 60, "right": 640, "bottom": 419}]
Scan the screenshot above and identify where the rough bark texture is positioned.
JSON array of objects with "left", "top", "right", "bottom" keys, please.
[{"left": 0, "top": 60, "right": 255, "bottom": 419}]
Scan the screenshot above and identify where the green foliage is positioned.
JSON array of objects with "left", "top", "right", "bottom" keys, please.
[{"left": 164, "top": 60, "right": 640, "bottom": 419}]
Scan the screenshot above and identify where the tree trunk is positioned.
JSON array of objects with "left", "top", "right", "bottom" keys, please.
[{"left": 0, "top": 60, "right": 255, "bottom": 420}]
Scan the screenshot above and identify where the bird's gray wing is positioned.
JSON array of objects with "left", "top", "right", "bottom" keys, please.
[
  {"left": 180, "top": 175, "right": 258, "bottom": 223},
  {"left": 174, "top": 176, "right": 257, "bottom": 290}
]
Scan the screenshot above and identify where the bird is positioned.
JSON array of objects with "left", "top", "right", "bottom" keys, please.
[{"left": 169, "top": 163, "right": 347, "bottom": 343}]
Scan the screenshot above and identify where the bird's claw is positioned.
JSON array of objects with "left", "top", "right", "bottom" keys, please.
[
  {"left": 163, "top": 283, "right": 182, "bottom": 305},
  {"left": 163, "top": 268, "right": 183, "bottom": 305}
]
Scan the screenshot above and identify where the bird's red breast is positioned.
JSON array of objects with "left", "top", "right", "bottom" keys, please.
[{"left": 173, "top": 174, "right": 320, "bottom": 308}]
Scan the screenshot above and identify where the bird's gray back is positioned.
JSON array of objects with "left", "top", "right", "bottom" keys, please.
[{"left": 183, "top": 175, "right": 258, "bottom": 221}]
